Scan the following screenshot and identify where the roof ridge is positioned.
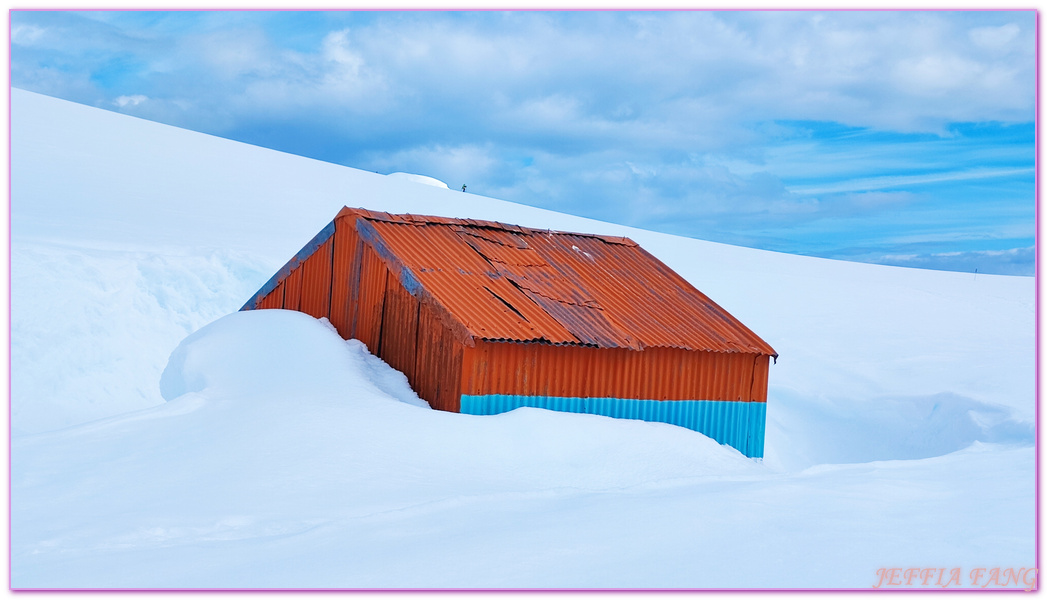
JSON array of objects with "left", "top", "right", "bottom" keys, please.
[{"left": 337, "top": 206, "right": 637, "bottom": 246}]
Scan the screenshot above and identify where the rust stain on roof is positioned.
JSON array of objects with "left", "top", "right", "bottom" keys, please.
[{"left": 334, "top": 207, "right": 777, "bottom": 357}]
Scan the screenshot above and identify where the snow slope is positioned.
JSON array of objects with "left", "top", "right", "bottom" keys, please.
[
  {"left": 387, "top": 172, "right": 450, "bottom": 189},
  {"left": 10, "top": 88, "right": 1037, "bottom": 588},
  {"left": 13, "top": 310, "right": 1033, "bottom": 588}
]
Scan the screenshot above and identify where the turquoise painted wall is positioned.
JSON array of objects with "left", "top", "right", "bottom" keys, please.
[{"left": 460, "top": 394, "right": 766, "bottom": 458}]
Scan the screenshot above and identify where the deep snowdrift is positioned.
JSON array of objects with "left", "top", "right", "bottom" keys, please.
[
  {"left": 12, "top": 310, "right": 1034, "bottom": 588},
  {"left": 10, "top": 88, "right": 1037, "bottom": 588}
]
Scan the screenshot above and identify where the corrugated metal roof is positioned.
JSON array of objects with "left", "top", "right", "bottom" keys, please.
[{"left": 335, "top": 207, "right": 776, "bottom": 356}]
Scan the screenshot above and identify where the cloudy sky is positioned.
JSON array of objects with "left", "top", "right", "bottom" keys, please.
[{"left": 10, "top": 10, "right": 1036, "bottom": 274}]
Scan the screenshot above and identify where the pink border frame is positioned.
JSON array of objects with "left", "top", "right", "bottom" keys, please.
[{"left": 6, "top": 7, "right": 1038, "bottom": 590}]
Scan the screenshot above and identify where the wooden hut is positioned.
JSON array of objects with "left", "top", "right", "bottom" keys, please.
[{"left": 242, "top": 207, "right": 777, "bottom": 458}]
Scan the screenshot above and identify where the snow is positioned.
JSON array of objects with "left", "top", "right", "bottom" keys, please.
[
  {"left": 13, "top": 310, "right": 1033, "bottom": 588},
  {"left": 10, "top": 88, "right": 1037, "bottom": 589},
  {"left": 387, "top": 171, "right": 450, "bottom": 189},
  {"left": 11, "top": 242, "right": 270, "bottom": 434}
]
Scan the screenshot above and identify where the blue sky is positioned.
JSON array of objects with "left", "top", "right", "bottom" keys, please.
[{"left": 10, "top": 10, "right": 1036, "bottom": 275}]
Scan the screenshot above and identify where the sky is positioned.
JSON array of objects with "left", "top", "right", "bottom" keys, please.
[{"left": 9, "top": 10, "right": 1037, "bottom": 275}]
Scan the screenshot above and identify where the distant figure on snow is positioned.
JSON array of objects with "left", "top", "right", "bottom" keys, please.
[{"left": 461, "top": 184, "right": 467, "bottom": 192}]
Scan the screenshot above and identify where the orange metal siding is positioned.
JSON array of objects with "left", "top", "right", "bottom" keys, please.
[
  {"left": 413, "top": 300, "right": 464, "bottom": 412},
  {"left": 257, "top": 284, "right": 284, "bottom": 310},
  {"left": 283, "top": 267, "right": 302, "bottom": 312},
  {"left": 329, "top": 222, "right": 362, "bottom": 339},
  {"left": 298, "top": 238, "right": 333, "bottom": 320},
  {"left": 750, "top": 355, "right": 770, "bottom": 402},
  {"left": 352, "top": 244, "right": 389, "bottom": 352},
  {"left": 461, "top": 341, "right": 768, "bottom": 403},
  {"left": 378, "top": 274, "right": 421, "bottom": 379}
]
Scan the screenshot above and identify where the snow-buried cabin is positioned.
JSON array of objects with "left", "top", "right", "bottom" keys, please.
[{"left": 243, "top": 207, "right": 777, "bottom": 458}]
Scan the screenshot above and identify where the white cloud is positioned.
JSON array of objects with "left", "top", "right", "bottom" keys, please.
[
  {"left": 321, "top": 29, "right": 365, "bottom": 76},
  {"left": 790, "top": 167, "right": 1034, "bottom": 195},
  {"left": 893, "top": 54, "right": 985, "bottom": 97},
  {"left": 11, "top": 23, "right": 46, "bottom": 45},
  {"left": 114, "top": 94, "right": 148, "bottom": 107},
  {"left": 363, "top": 143, "right": 500, "bottom": 188},
  {"left": 969, "top": 23, "right": 1021, "bottom": 50},
  {"left": 512, "top": 95, "right": 583, "bottom": 125},
  {"left": 16, "top": 11, "right": 1035, "bottom": 139},
  {"left": 875, "top": 246, "right": 1033, "bottom": 276}
]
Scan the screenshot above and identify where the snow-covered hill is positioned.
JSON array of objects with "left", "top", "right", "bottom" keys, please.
[{"left": 10, "top": 88, "right": 1036, "bottom": 588}]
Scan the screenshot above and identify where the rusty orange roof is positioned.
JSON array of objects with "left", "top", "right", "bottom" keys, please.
[{"left": 336, "top": 207, "right": 776, "bottom": 356}]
